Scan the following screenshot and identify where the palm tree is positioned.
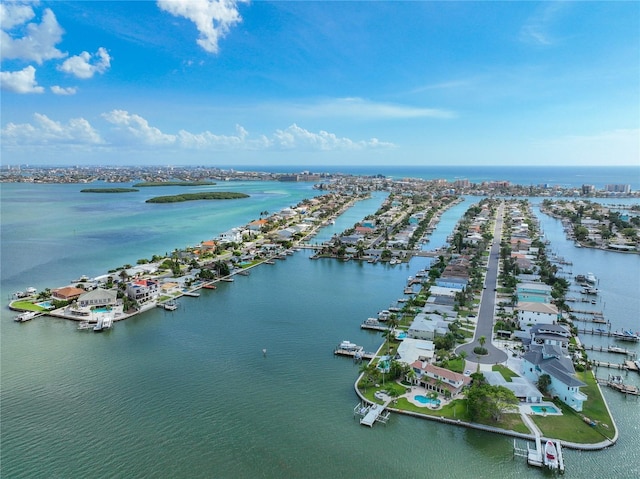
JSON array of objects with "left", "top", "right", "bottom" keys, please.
[
  {"left": 479, "top": 335, "right": 486, "bottom": 348},
  {"left": 358, "top": 362, "right": 377, "bottom": 392},
  {"left": 382, "top": 328, "right": 395, "bottom": 355}
]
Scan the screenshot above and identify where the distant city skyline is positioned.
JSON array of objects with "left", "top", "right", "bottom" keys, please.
[{"left": 1, "top": 1, "right": 638, "bottom": 167}]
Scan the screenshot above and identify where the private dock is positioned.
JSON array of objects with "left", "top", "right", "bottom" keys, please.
[
  {"left": 360, "top": 321, "right": 388, "bottom": 332},
  {"left": 582, "top": 344, "right": 637, "bottom": 357},
  {"left": 513, "top": 436, "right": 564, "bottom": 474},
  {"left": 577, "top": 328, "right": 640, "bottom": 341},
  {"left": 597, "top": 375, "right": 640, "bottom": 396},
  {"left": 353, "top": 402, "right": 391, "bottom": 427},
  {"left": 334, "top": 347, "right": 375, "bottom": 361}
]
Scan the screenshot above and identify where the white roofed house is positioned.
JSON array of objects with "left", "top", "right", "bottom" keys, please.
[
  {"left": 126, "top": 279, "right": 159, "bottom": 305},
  {"left": 517, "top": 302, "right": 560, "bottom": 331},
  {"left": 483, "top": 371, "right": 544, "bottom": 404},
  {"left": 407, "top": 314, "right": 449, "bottom": 341},
  {"left": 396, "top": 338, "right": 435, "bottom": 365},
  {"left": 218, "top": 227, "right": 243, "bottom": 244}
]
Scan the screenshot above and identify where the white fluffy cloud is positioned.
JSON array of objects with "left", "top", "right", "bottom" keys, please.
[
  {"left": 1, "top": 113, "right": 104, "bottom": 145},
  {"left": 58, "top": 47, "right": 111, "bottom": 79},
  {"left": 0, "top": 65, "right": 44, "bottom": 93},
  {"left": 50, "top": 85, "right": 77, "bottom": 95},
  {"left": 157, "top": 0, "right": 247, "bottom": 53},
  {"left": 102, "top": 110, "right": 177, "bottom": 145},
  {"left": 273, "top": 124, "right": 393, "bottom": 150},
  {"left": 3, "top": 110, "right": 394, "bottom": 152},
  {"left": 0, "top": 6, "right": 65, "bottom": 63},
  {"left": 0, "top": 1, "right": 35, "bottom": 30}
]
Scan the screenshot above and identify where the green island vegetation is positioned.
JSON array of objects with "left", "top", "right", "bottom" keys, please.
[
  {"left": 132, "top": 181, "right": 217, "bottom": 187},
  {"left": 80, "top": 188, "right": 139, "bottom": 193},
  {"left": 145, "top": 192, "right": 250, "bottom": 203}
]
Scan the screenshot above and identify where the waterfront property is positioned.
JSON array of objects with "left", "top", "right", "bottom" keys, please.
[{"left": 521, "top": 344, "right": 587, "bottom": 412}]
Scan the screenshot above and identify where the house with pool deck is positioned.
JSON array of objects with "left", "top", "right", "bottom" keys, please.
[
  {"left": 521, "top": 343, "right": 587, "bottom": 411},
  {"left": 409, "top": 361, "right": 471, "bottom": 398}
]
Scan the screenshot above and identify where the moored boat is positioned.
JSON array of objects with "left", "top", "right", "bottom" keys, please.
[
  {"left": 14, "top": 311, "right": 37, "bottom": 322},
  {"left": 544, "top": 440, "right": 558, "bottom": 469}
]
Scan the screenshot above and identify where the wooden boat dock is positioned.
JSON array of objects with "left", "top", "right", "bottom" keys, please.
[
  {"left": 582, "top": 344, "right": 637, "bottom": 357},
  {"left": 334, "top": 347, "right": 375, "bottom": 361},
  {"left": 597, "top": 375, "right": 640, "bottom": 396}
]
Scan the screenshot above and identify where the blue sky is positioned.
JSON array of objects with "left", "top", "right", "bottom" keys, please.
[{"left": 1, "top": 0, "right": 638, "bottom": 167}]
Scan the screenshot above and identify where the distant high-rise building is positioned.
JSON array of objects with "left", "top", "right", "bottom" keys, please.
[
  {"left": 605, "top": 184, "right": 631, "bottom": 194},
  {"left": 581, "top": 184, "right": 595, "bottom": 195}
]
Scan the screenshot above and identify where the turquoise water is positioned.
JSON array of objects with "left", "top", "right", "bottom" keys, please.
[
  {"left": 414, "top": 395, "right": 442, "bottom": 406},
  {"left": 531, "top": 405, "right": 560, "bottom": 414},
  {"left": 2, "top": 181, "right": 639, "bottom": 478},
  {"left": 92, "top": 306, "right": 111, "bottom": 313},
  {"left": 35, "top": 300, "right": 53, "bottom": 309}
]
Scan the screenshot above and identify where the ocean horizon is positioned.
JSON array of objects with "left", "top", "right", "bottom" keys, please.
[{"left": 223, "top": 165, "right": 640, "bottom": 190}]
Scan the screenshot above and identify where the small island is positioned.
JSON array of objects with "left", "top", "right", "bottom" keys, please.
[
  {"left": 133, "top": 181, "right": 217, "bottom": 187},
  {"left": 80, "top": 188, "right": 140, "bottom": 193},
  {"left": 145, "top": 192, "right": 250, "bottom": 203}
]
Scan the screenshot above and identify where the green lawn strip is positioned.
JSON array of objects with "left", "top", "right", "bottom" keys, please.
[
  {"left": 492, "top": 364, "right": 520, "bottom": 382},
  {"left": 531, "top": 372, "right": 614, "bottom": 444},
  {"left": 443, "top": 357, "right": 465, "bottom": 373},
  {"left": 11, "top": 300, "right": 46, "bottom": 312},
  {"left": 392, "top": 398, "right": 529, "bottom": 434},
  {"left": 531, "top": 407, "right": 606, "bottom": 444}
]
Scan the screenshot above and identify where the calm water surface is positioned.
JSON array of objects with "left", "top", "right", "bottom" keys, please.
[{"left": 1, "top": 184, "right": 639, "bottom": 478}]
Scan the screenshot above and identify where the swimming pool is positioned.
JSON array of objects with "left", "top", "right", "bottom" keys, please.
[
  {"left": 92, "top": 307, "right": 112, "bottom": 313},
  {"left": 36, "top": 301, "right": 54, "bottom": 309},
  {"left": 414, "top": 395, "right": 441, "bottom": 407},
  {"left": 397, "top": 332, "right": 407, "bottom": 339},
  {"left": 531, "top": 404, "right": 560, "bottom": 414}
]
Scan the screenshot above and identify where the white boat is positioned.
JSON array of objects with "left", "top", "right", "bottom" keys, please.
[
  {"left": 93, "top": 314, "right": 113, "bottom": 332},
  {"left": 338, "top": 340, "right": 360, "bottom": 351},
  {"left": 585, "top": 272, "right": 597, "bottom": 284},
  {"left": 77, "top": 321, "right": 92, "bottom": 330},
  {"left": 544, "top": 440, "right": 558, "bottom": 469},
  {"left": 14, "top": 311, "right": 37, "bottom": 322},
  {"left": 162, "top": 300, "right": 178, "bottom": 311}
]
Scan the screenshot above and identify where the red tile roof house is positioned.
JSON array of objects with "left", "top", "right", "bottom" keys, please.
[
  {"left": 410, "top": 361, "right": 472, "bottom": 398},
  {"left": 52, "top": 286, "right": 85, "bottom": 301}
]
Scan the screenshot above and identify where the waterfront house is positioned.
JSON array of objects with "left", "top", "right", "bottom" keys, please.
[
  {"left": 516, "top": 282, "right": 553, "bottom": 303},
  {"left": 407, "top": 314, "right": 449, "bottom": 341},
  {"left": 529, "top": 324, "right": 571, "bottom": 350},
  {"left": 396, "top": 338, "right": 435, "bottom": 365},
  {"left": 483, "top": 371, "right": 543, "bottom": 404},
  {"left": 218, "top": 227, "right": 243, "bottom": 243},
  {"left": 517, "top": 302, "right": 560, "bottom": 330},
  {"left": 409, "top": 362, "right": 471, "bottom": 398},
  {"left": 126, "top": 279, "right": 159, "bottom": 304},
  {"left": 521, "top": 344, "right": 587, "bottom": 411},
  {"left": 52, "top": 286, "right": 85, "bottom": 301},
  {"left": 248, "top": 220, "right": 268, "bottom": 232},
  {"left": 77, "top": 288, "right": 117, "bottom": 309}
]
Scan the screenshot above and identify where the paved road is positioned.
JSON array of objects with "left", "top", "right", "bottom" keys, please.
[{"left": 456, "top": 202, "right": 508, "bottom": 365}]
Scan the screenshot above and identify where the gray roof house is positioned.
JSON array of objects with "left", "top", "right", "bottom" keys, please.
[{"left": 521, "top": 344, "right": 587, "bottom": 412}]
